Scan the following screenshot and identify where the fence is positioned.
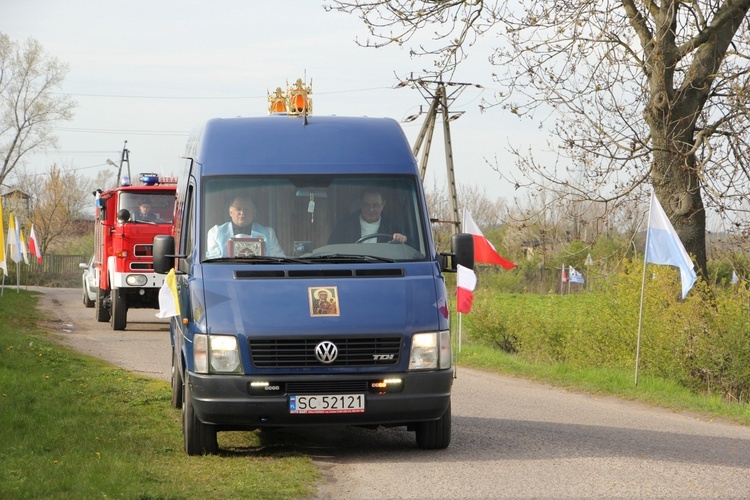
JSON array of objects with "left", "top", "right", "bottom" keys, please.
[{"left": 3, "top": 254, "right": 86, "bottom": 288}]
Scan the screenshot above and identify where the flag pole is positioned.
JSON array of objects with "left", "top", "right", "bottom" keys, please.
[
  {"left": 635, "top": 193, "right": 654, "bottom": 386},
  {"left": 458, "top": 311, "right": 463, "bottom": 353},
  {"left": 560, "top": 263, "right": 564, "bottom": 295}
]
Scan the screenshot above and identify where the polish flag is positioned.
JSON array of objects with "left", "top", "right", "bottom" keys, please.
[
  {"left": 456, "top": 264, "right": 477, "bottom": 314},
  {"left": 28, "top": 224, "right": 42, "bottom": 263},
  {"left": 462, "top": 210, "right": 516, "bottom": 269}
]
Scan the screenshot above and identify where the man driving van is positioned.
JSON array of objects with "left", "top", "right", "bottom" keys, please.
[{"left": 328, "top": 189, "right": 407, "bottom": 244}]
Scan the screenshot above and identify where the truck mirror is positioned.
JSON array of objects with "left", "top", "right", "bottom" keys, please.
[
  {"left": 153, "top": 235, "right": 175, "bottom": 274},
  {"left": 117, "top": 208, "right": 131, "bottom": 223},
  {"left": 451, "top": 233, "right": 474, "bottom": 269}
]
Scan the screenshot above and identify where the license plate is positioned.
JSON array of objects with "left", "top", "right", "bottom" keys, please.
[{"left": 289, "top": 394, "right": 365, "bottom": 414}]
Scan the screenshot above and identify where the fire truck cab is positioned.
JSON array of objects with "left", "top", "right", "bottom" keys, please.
[{"left": 94, "top": 173, "right": 177, "bottom": 330}]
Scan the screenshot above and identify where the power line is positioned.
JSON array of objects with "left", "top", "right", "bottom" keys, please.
[
  {"left": 49, "top": 86, "right": 393, "bottom": 100},
  {"left": 54, "top": 127, "right": 188, "bottom": 136}
]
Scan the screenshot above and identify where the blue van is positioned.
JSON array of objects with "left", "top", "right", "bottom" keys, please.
[{"left": 153, "top": 114, "right": 473, "bottom": 455}]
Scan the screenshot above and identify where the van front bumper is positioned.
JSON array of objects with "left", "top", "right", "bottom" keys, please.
[{"left": 186, "top": 369, "right": 454, "bottom": 428}]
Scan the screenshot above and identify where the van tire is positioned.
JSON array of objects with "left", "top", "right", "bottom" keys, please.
[
  {"left": 96, "top": 288, "right": 110, "bottom": 323},
  {"left": 183, "top": 380, "right": 218, "bottom": 455},
  {"left": 415, "top": 401, "right": 451, "bottom": 450},
  {"left": 171, "top": 348, "right": 183, "bottom": 409},
  {"left": 110, "top": 289, "right": 127, "bottom": 330}
]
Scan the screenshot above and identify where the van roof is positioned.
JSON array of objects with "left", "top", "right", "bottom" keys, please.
[{"left": 187, "top": 115, "right": 418, "bottom": 175}]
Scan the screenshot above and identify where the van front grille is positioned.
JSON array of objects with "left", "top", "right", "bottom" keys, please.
[{"left": 249, "top": 336, "right": 402, "bottom": 368}]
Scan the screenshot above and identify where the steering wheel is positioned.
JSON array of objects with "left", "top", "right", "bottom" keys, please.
[{"left": 355, "top": 233, "right": 396, "bottom": 244}]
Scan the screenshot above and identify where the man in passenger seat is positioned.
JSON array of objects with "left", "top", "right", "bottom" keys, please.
[{"left": 206, "top": 195, "right": 285, "bottom": 258}]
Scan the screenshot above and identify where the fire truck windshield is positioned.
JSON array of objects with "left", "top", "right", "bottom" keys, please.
[{"left": 119, "top": 192, "right": 175, "bottom": 224}]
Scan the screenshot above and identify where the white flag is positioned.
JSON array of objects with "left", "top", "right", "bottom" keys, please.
[{"left": 645, "top": 192, "right": 697, "bottom": 299}]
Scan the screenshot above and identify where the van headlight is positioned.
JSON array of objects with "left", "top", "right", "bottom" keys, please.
[
  {"left": 193, "top": 334, "right": 243, "bottom": 374},
  {"left": 409, "top": 331, "right": 451, "bottom": 370}
]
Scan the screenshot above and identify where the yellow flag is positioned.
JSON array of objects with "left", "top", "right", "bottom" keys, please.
[
  {"left": 8, "top": 212, "right": 20, "bottom": 264},
  {"left": 0, "top": 199, "right": 6, "bottom": 276},
  {"left": 156, "top": 268, "right": 181, "bottom": 318}
]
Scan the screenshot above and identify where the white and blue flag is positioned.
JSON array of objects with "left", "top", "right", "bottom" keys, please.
[
  {"left": 569, "top": 266, "right": 585, "bottom": 284},
  {"left": 645, "top": 192, "right": 697, "bottom": 299}
]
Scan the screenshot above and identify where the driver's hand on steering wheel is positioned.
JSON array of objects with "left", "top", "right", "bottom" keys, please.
[{"left": 392, "top": 233, "right": 407, "bottom": 243}]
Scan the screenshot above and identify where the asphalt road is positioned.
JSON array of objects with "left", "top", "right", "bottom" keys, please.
[{"left": 33, "top": 287, "right": 750, "bottom": 499}]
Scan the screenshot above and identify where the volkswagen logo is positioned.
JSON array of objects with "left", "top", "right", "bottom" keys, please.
[{"left": 315, "top": 341, "right": 338, "bottom": 364}]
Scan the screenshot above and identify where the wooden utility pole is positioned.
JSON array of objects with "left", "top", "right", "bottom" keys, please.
[{"left": 404, "top": 77, "right": 479, "bottom": 235}]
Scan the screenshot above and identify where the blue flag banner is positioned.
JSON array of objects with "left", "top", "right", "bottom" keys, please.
[
  {"left": 645, "top": 192, "right": 697, "bottom": 299},
  {"left": 569, "top": 266, "right": 585, "bottom": 284}
]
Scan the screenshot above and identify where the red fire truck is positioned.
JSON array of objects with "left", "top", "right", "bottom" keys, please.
[{"left": 93, "top": 171, "right": 177, "bottom": 330}]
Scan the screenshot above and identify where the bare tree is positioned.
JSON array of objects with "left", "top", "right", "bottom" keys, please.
[
  {"left": 15, "top": 164, "right": 91, "bottom": 255},
  {"left": 0, "top": 34, "right": 76, "bottom": 187},
  {"left": 426, "top": 180, "right": 507, "bottom": 250},
  {"left": 327, "top": 1, "right": 750, "bottom": 275}
]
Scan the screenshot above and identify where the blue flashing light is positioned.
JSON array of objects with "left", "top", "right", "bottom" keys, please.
[{"left": 140, "top": 173, "right": 159, "bottom": 186}]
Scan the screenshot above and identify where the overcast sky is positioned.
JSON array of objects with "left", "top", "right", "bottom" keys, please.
[{"left": 4, "top": 1, "right": 540, "bottom": 201}]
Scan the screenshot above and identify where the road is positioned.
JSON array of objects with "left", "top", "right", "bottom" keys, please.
[{"left": 34, "top": 287, "right": 750, "bottom": 499}]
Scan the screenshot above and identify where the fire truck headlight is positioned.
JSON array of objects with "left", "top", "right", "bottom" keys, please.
[{"left": 126, "top": 275, "right": 148, "bottom": 286}]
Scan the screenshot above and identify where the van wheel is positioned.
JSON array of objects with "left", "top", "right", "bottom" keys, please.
[
  {"left": 96, "top": 288, "right": 110, "bottom": 322},
  {"left": 110, "top": 289, "right": 127, "bottom": 330},
  {"left": 171, "top": 348, "right": 183, "bottom": 409},
  {"left": 415, "top": 401, "right": 451, "bottom": 450},
  {"left": 183, "top": 379, "right": 218, "bottom": 455}
]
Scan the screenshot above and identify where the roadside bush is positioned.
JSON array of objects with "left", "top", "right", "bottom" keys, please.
[{"left": 464, "top": 259, "right": 750, "bottom": 402}]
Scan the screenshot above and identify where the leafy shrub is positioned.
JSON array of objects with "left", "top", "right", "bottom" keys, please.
[{"left": 464, "top": 259, "right": 750, "bottom": 402}]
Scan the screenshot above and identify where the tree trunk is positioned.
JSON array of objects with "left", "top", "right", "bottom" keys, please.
[{"left": 648, "top": 125, "right": 707, "bottom": 276}]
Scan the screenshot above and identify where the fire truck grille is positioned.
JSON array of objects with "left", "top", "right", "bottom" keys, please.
[
  {"left": 249, "top": 336, "right": 402, "bottom": 368},
  {"left": 134, "top": 244, "right": 153, "bottom": 257}
]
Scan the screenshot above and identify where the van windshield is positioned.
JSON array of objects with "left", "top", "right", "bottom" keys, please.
[{"left": 202, "top": 175, "right": 429, "bottom": 262}]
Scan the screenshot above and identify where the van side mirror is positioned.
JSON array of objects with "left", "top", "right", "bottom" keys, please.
[
  {"left": 439, "top": 233, "right": 474, "bottom": 272},
  {"left": 153, "top": 235, "right": 175, "bottom": 274}
]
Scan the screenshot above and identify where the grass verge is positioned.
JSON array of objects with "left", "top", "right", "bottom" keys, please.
[
  {"left": 458, "top": 343, "right": 750, "bottom": 425},
  {"left": 0, "top": 291, "right": 319, "bottom": 499}
]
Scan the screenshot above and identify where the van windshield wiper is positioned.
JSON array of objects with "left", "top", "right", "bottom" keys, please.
[
  {"left": 301, "top": 253, "right": 396, "bottom": 263},
  {"left": 204, "top": 256, "right": 310, "bottom": 264}
]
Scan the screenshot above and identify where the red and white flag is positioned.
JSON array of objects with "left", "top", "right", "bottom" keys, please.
[
  {"left": 28, "top": 224, "right": 42, "bottom": 263},
  {"left": 561, "top": 263, "right": 568, "bottom": 283},
  {"left": 462, "top": 210, "right": 516, "bottom": 269},
  {"left": 456, "top": 264, "right": 477, "bottom": 314}
]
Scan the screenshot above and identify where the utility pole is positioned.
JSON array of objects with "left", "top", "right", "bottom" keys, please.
[
  {"left": 106, "top": 141, "right": 131, "bottom": 187},
  {"left": 401, "top": 76, "right": 480, "bottom": 235}
]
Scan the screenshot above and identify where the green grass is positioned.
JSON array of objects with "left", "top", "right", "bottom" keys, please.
[
  {"left": 5, "top": 286, "right": 749, "bottom": 498},
  {"left": 457, "top": 343, "right": 750, "bottom": 425},
  {"left": 0, "top": 291, "right": 319, "bottom": 499}
]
